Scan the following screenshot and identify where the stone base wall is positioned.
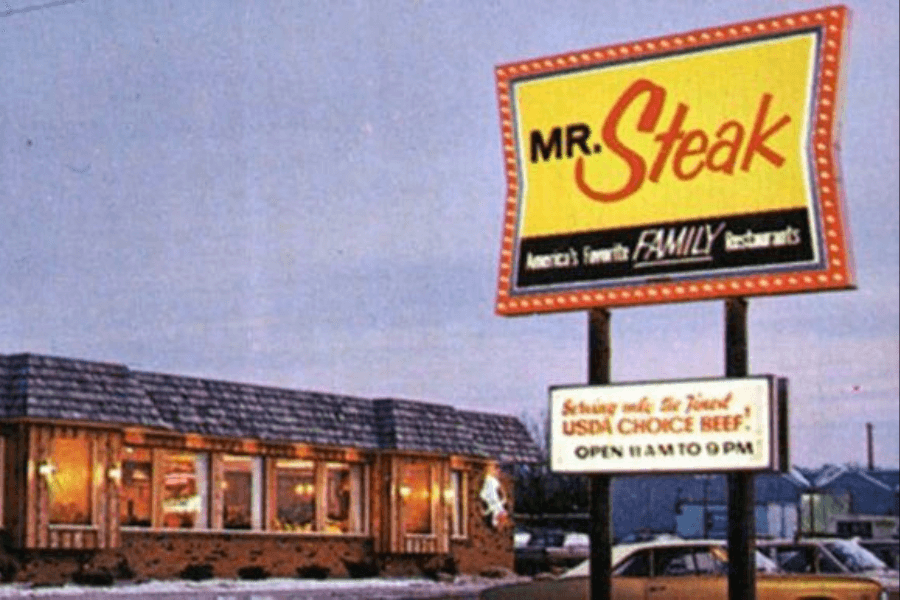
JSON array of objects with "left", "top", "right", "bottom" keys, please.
[
  {"left": 121, "top": 531, "right": 373, "bottom": 580},
  {"left": 3, "top": 526, "right": 514, "bottom": 585},
  {"left": 5, "top": 532, "right": 373, "bottom": 585},
  {"left": 453, "top": 469, "right": 516, "bottom": 576},
  {"left": 452, "top": 520, "right": 514, "bottom": 576}
]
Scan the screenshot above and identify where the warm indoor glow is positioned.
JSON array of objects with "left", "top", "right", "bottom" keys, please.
[
  {"left": 222, "top": 455, "right": 259, "bottom": 530},
  {"left": 120, "top": 447, "right": 152, "bottom": 527},
  {"left": 401, "top": 461, "right": 432, "bottom": 535},
  {"left": 48, "top": 437, "right": 93, "bottom": 525},
  {"left": 161, "top": 451, "right": 207, "bottom": 529},
  {"left": 107, "top": 464, "right": 123, "bottom": 484},
  {"left": 275, "top": 459, "right": 315, "bottom": 532},
  {"left": 293, "top": 483, "right": 314, "bottom": 496},
  {"left": 38, "top": 460, "right": 56, "bottom": 478}
]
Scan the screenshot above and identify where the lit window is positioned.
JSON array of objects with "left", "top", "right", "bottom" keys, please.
[
  {"left": 161, "top": 451, "right": 208, "bottom": 529},
  {"left": 325, "top": 462, "right": 365, "bottom": 534},
  {"left": 222, "top": 455, "right": 262, "bottom": 530},
  {"left": 448, "top": 470, "right": 466, "bottom": 538},
  {"left": 401, "top": 461, "right": 433, "bottom": 535},
  {"left": 48, "top": 437, "right": 93, "bottom": 525},
  {"left": 120, "top": 447, "right": 152, "bottom": 527},
  {"left": 274, "top": 459, "right": 315, "bottom": 532}
]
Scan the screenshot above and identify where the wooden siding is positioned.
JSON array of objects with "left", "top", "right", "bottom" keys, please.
[
  {"left": 5, "top": 422, "right": 487, "bottom": 559},
  {"left": 370, "top": 455, "right": 387, "bottom": 553},
  {"left": 2, "top": 425, "right": 28, "bottom": 547},
  {"left": 379, "top": 454, "right": 467, "bottom": 555},
  {"left": 210, "top": 452, "right": 224, "bottom": 530},
  {"left": 264, "top": 456, "right": 277, "bottom": 530},
  {"left": 403, "top": 534, "right": 440, "bottom": 554},
  {"left": 23, "top": 424, "right": 121, "bottom": 550},
  {"left": 47, "top": 526, "right": 100, "bottom": 549}
]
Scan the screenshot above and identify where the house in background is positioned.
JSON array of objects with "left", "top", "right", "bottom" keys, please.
[
  {"left": 798, "top": 464, "right": 900, "bottom": 538},
  {"left": 611, "top": 467, "right": 896, "bottom": 542},
  {"left": 0, "top": 353, "right": 541, "bottom": 585},
  {"left": 616, "top": 470, "right": 808, "bottom": 541}
]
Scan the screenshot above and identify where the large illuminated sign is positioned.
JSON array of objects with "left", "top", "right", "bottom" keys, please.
[{"left": 495, "top": 6, "right": 853, "bottom": 315}]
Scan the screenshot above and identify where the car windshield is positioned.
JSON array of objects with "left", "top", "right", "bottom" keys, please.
[{"left": 825, "top": 540, "right": 889, "bottom": 573}]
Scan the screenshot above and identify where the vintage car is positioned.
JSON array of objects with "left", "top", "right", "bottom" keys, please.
[
  {"left": 757, "top": 538, "right": 899, "bottom": 600},
  {"left": 515, "top": 530, "right": 534, "bottom": 549},
  {"left": 480, "top": 539, "right": 888, "bottom": 600},
  {"left": 545, "top": 532, "right": 592, "bottom": 571},
  {"left": 515, "top": 529, "right": 567, "bottom": 575}
]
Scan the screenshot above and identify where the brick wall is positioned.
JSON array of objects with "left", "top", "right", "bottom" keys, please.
[
  {"left": 121, "top": 531, "right": 373, "bottom": 580},
  {"left": 452, "top": 469, "right": 515, "bottom": 575},
  {"left": 7, "top": 533, "right": 373, "bottom": 585},
  {"left": 7, "top": 523, "right": 513, "bottom": 585}
]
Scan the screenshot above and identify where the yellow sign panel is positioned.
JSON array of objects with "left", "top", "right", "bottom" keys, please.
[
  {"left": 495, "top": 6, "right": 854, "bottom": 315},
  {"left": 518, "top": 35, "right": 814, "bottom": 236}
]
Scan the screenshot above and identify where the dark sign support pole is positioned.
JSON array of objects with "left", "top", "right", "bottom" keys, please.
[
  {"left": 725, "top": 298, "right": 756, "bottom": 600},
  {"left": 588, "top": 308, "right": 612, "bottom": 600}
]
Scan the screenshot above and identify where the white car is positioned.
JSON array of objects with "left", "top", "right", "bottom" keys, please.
[
  {"left": 545, "top": 533, "right": 591, "bottom": 568},
  {"left": 514, "top": 531, "right": 532, "bottom": 549}
]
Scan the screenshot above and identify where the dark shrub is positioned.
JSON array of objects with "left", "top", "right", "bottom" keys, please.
[
  {"left": 114, "top": 558, "right": 136, "bottom": 581},
  {"left": 72, "top": 569, "right": 115, "bottom": 586},
  {"left": 296, "top": 565, "right": 329, "bottom": 579},
  {"left": 237, "top": 565, "right": 269, "bottom": 580},
  {"left": 420, "top": 554, "right": 458, "bottom": 580},
  {"left": 343, "top": 558, "right": 379, "bottom": 578},
  {"left": 0, "top": 552, "right": 19, "bottom": 583},
  {"left": 179, "top": 563, "right": 214, "bottom": 581}
]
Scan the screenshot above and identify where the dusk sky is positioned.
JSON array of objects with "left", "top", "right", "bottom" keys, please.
[{"left": 2, "top": 1, "right": 897, "bottom": 468}]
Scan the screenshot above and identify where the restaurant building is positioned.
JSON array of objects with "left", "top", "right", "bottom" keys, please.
[{"left": 0, "top": 353, "right": 541, "bottom": 585}]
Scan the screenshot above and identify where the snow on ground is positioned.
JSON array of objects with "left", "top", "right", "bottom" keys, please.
[{"left": 0, "top": 574, "right": 527, "bottom": 599}]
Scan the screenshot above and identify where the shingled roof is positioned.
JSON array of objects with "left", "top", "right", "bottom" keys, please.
[{"left": 0, "top": 353, "right": 541, "bottom": 463}]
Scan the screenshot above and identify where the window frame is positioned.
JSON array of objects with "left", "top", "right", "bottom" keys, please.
[
  {"left": 400, "top": 460, "right": 438, "bottom": 537},
  {"left": 652, "top": 546, "right": 698, "bottom": 577},
  {"left": 271, "top": 458, "right": 318, "bottom": 533},
  {"left": 613, "top": 550, "right": 652, "bottom": 577},
  {"left": 159, "top": 450, "right": 210, "bottom": 530},
  {"left": 47, "top": 435, "right": 96, "bottom": 527},
  {"left": 323, "top": 461, "right": 368, "bottom": 535},
  {"left": 221, "top": 454, "right": 263, "bottom": 531},
  {"left": 269, "top": 458, "right": 369, "bottom": 535},
  {"left": 117, "top": 445, "right": 371, "bottom": 537},
  {"left": 448, "top": 469, "right": 467, "bottom": 539},
  {"left": 120, "top": 446, "right": 154, "bottom": 528}
]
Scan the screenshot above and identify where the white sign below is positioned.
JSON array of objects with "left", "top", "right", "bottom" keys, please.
[{"left": 549, "top": 377, "right": 781, "bottom": 474}]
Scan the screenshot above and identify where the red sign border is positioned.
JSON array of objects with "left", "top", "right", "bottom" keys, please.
[{"left": 495, "top": 5, "right": 854, "bottom": 316}]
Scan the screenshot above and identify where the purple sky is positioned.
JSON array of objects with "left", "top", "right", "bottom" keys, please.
[{"left": 1, "top": 1, "right": 897, "bottom": 467}]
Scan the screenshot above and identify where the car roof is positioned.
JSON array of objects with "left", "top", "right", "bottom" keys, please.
[
  {"left": 561, "top": 539, "right": 725, "bottom": 578},
  {"left": 758, "top": 538, "right": 848, "bottom": 545}
]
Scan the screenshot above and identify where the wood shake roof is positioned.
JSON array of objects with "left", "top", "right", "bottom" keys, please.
[{"left": 0, "top": 353, "right": 541, "bottom": 463}]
